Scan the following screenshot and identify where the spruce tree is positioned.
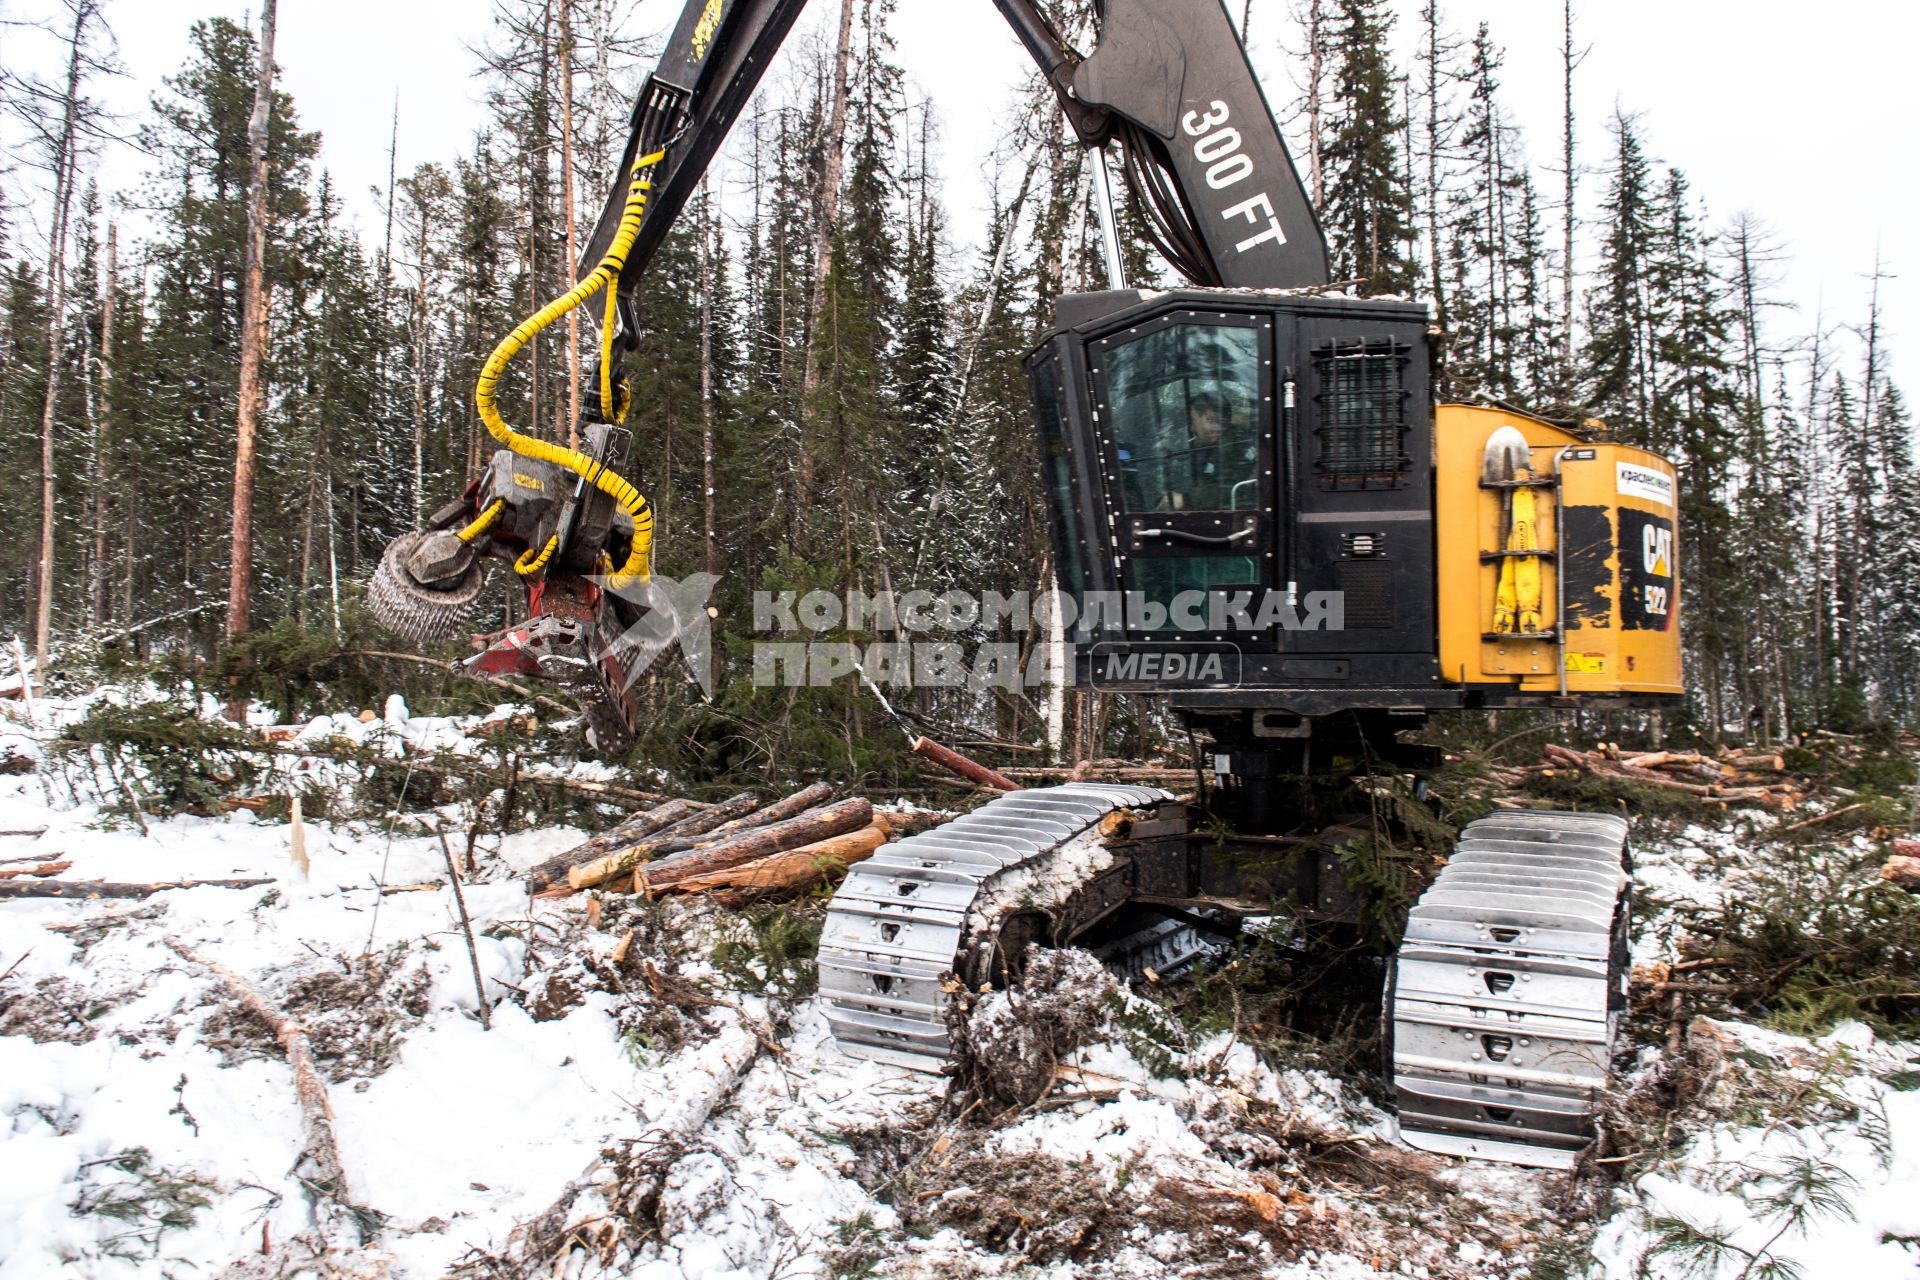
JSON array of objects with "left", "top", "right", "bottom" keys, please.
[
  {"left": 1580, "top": 109, "right": 1656, "bottom": 435},
  {"left": 1321, "top": 0, "right": 1414, "bottom": 294}
]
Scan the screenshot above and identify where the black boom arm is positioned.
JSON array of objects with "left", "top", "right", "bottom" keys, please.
[{"left": 578, "top": 0, "right": 1328, "bottom": 390}]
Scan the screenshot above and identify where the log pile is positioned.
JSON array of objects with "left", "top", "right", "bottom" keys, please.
[
  {"left": 529, "top": 787, "right": 891, "bottom": 902},
  {"left": 1478, "top": 743, "right": 1809, "bottom": 809}
]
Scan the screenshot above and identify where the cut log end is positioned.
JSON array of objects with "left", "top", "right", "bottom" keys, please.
[
  {"left": 911, "top": 736, "right": 1018, "bottom": 792},
  {"left": 1884, "top": 853, "right": 1920, "bottom": 893}
]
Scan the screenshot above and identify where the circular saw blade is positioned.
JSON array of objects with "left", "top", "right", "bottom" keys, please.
[{"left": 368, "top": 530, "right": 488, "bottom": 644}]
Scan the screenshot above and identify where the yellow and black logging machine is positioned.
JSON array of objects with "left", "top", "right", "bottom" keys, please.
[{"left": 368, "top": 0, "right": 1683, "bottom": 1168}]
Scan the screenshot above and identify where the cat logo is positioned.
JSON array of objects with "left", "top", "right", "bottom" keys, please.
[
  {"left": 692, "top": 0, "right": 724, "bottom": 60},
  {"left": 513, "top": 473, "right": 545, "bottom": 493},
  {"left": 1642, "top": 524, "right": 1673, "bottom": 577}
]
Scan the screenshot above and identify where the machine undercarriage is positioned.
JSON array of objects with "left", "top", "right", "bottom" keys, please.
[{"left": 818, "top": 758, "right": 1631, "bottom": 1170}]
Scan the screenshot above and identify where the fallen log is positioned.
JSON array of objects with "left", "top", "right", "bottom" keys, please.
[
  {"left": 498, "top": 1017, "right": 762, "bottom": 1274},
  {"left": 661, "top": 817, "right": 890, "bottom": 895},
  {"left": 1775, "top": 803, "right": 1870, "bottom": 834},
  {"left": 572, "top": 798, "right": 875, "bottom": 892},
  {"left": 912, "top": 735, "right": 1017, "bottom": 791},
  {"left": 1881, "top": 853, "right": 1920, "bottom": 893},
  {"left": 164, "top": 939, "right": 367, "bottom": 1239},
  {"left": 0, "top": 860, "right": 72, "bottom": 880},
  {"left": 557, "top": 792, "right": 788, "bottom": 882},
  {"left": 694, "top": 782, "right": 834, "bottom": 845},
  {"left": 525, "top": 798, "right": 705, "bottom": 891},
  {"left": 1619, "top": 750, "right": 1710, "bottom": 770},
  {"left": 555, "top": 786, "right": 843, "bottom": 889},
  {"left": 652, "top": 790, "right": 762, "bottom": 841},
  {"left": 0, "top": 878, "right": 274, "bottom": 900},
  {"left": 998, "top": 765, "right": 1197, "bottom": 781}
]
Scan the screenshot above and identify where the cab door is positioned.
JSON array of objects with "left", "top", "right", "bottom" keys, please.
[{"left": 1084, "top": 310, "right": 1279, "bottom": 642}]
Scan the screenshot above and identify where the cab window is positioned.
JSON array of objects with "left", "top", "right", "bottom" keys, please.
[{"left": 1105, "top": 324, "right": 1261, "bottom": 514}]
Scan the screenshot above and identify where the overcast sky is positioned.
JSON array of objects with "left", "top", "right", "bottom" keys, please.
[{"left": 4, "top": 0, "right": 1911, "bottom": 400}]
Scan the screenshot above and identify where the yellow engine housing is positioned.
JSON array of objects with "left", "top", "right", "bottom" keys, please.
[{"left": 1434, "top": 404, "right": 1682, "bottom": 701}]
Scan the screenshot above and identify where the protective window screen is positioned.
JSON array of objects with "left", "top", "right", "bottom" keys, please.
[
  {"left": 1312, "top": 339, "right": 1411, "bottom": 490},
  {"left": 1105, "top": 324, "right": 1261, "bottom": 514}
]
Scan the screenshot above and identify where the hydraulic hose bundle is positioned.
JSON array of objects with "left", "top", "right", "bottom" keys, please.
[{"left": 473, "top": 149, "right": 666, "bottom": 587}]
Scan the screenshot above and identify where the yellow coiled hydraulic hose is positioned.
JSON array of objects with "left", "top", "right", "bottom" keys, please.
[
  {"left": 456, "top": 498, "right": 507, "bottom": 543},
  {"left": 474, "top": 149, "right": 664, "bottom": 585}
]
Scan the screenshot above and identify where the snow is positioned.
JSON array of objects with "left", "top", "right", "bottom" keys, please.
[
  {"left": 1590, "top": 1019, "right": 1920, "bottom": 1279},
  {"left": 3, "top": 694, "right": 1916, "bottom": 1277}
]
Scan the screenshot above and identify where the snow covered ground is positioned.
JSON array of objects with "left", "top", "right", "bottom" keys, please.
[{"left": 2, "top": 694, "right": 1915, "bottom": 1278}]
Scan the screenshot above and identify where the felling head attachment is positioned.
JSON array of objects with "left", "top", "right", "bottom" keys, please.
[{"left": 368, "top": 528, "right": 488, "bottom": 643}]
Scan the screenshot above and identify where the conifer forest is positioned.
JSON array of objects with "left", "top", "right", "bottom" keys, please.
[{"left": 1, "top": 0, "right": 1913, "bottom": 768}]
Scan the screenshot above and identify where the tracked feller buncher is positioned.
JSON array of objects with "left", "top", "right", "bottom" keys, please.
[{"left": 368, "top": 0, "right": 1683, "bottom": 1168}]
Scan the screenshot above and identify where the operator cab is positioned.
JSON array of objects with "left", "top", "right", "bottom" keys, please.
[{"left": 1029, "top": 288, "right": 1440, "bottom": 712}]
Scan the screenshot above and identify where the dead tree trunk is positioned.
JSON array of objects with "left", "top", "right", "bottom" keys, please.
[
  {"left": 226, "top": 0, "right": 278, "bottom": 646},
  {"left": 796, "top": 0, "right": 857, "bottom": 519},
  {"left": 32, "top": 2, "right": 101, "bottom": 665},
  {"left": 699, "top": 178, "right": 721, "bottom": 691},
  {"left": 87, "top": 222, "right": 115, "bottom": 628},
  {"left": 1559, "top": 0, "right": 1582, "bottom": 362},
  {"left": 164, "top": 939, "right": 365, "bottom": 1238},
  {"left": 559, "top": 0, "right": 581, "bottom": 447},
  {"left": 1, "top": 878, "right": 274, "bottom": 900}
]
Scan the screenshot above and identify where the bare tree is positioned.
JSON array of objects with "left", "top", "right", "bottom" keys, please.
[
  {"left": 1557, "top": 0, "right": 1587, "bottom": 362},
  {"left": 559, "top": 0, "right": 581, "bottom": 445},
  {"left": 698, "top": 177, "right": 721, "bottom": 693},
  {"left": 87, "top": 221, "right": 115, "bottom": 627},
  {"left": 11, "top": 0, "right": 113, "bottom": 665},
  {"left": 1303, "top": 0, "right": 1327, "bottom": 207},
  {"left": 226, "top": 0, "right": 278, "bottom": 645},
  {"left": 797, "top": 0, "right": 858, "bottom": 518}
]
